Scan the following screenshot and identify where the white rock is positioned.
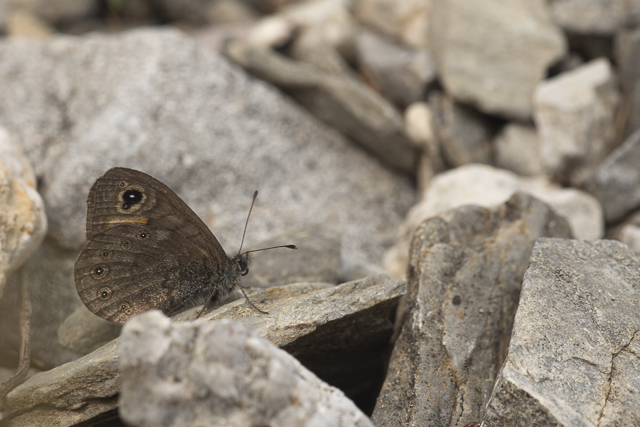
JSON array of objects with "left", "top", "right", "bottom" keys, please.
[
  {"left": 494, "top": 123, "right": 545, "bottom": 176},
  {"left": 534, "top": 58, "right": 620, "bottom": 186},
  {"left": 0, "top": 127, "right": 47, "bottom": 297},
  {"left": 119, "top": 311, "right": 375, "bottom": 427},
  {"left": 384, "top": 164, "right": 603, "bottom": 278},
  {"left": 618, "top": 224, "right": 640, "bottom": 256},
  {"left": 550, "top": 0, "right": 640, "bottom": 35},
  {"left": 429, "top": 0, "right": 566, "bottom": 120}
]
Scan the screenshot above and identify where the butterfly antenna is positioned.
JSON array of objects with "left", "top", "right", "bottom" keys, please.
[
  {"left": 237, "top": 190, "right": 259, "bottom": 256},
  {"left": 242, "top": 245, "right": 298, "bottom": 256}
]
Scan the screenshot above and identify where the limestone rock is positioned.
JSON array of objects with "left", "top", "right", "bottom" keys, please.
[
  {"left": 429, "top": 0, "right": 566, "bottom": 120},
  {"left": 484, "top": 238, "right": 640, "bottom": 426},
  {"left": 494, "top": 123, "right": 545, "bottom": 177},
  {"left": 356, "top": 29, "right": 436, "bottom": 109},
  {"left": 119, "top": 312, "right": 374, "bottom": 427},
  {"left": 615, "top": 27, "right": 640, "bottom": 140},
  {"left": 534, "top": 58, "right": 620, "bottom": 186},
  {"left": 372, "top": 193, "right": 572, "bottom": 427},
  {"left": 352, "top": 0, "right": 431, "bottom": 49},
  {"left": 384, "top": 164, "right": 603, "bottom": 278},
  {"left": 550, "top": 0, "right": 640, "bottom": 35},
  {"left": 0, "top": 29, "right": 414, "bottom": 266},
  {"left": 5, "top": 0, "right": 98, "bottom": 26}
]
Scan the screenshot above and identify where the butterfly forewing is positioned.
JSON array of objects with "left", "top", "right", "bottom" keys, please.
[
  {"left": 85, "top": 167, "right": 226, "bottom": 266},
  {"left": 75, "top": 224, "right": 225, "bottom": 323}
]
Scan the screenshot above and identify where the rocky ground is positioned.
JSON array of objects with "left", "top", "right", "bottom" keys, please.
[{"left": 0, "top": 0, "right": 640, "bottom": 426}]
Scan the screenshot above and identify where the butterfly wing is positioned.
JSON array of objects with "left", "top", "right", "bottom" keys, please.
[
  {"left": 75, "top": 224, "right": 222, "bottom": 323},
  {"left": 85, "top": 167, "right": 227, "bottom": 266}
]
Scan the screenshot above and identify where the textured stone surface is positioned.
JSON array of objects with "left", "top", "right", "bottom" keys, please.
[
  {"left": 615, "top": 27, "right": 640, "bottom": 140},
  {"left": 352, "top": 0, "right": 431, "bottom": 49},
  {"left": 372, "top": 193, "right": 572, "bottom": 427},
  {"left": 0, "top": 127, "right": 47, "bottom": 298},
  {"left": 119, "top": 312, "right": 374, "bottom": 427},
  {"left": 384, "top": 164, "right": 603, "bottom": 278},
  {"left": 494, "top": 123, "right": 545, "bottom": 177},
  {"left": 0, "top": 29, "right": 414, "bottom": 266},
  {"left": 224, "top": 38, "right": 418, "bottom": 175},
  {"left": 483, "top": 238, "right": 640, "bottom": 426},
  {"left": 534, "top": 58, "right": 620, "bottom": 186},
  {"left": 3, "top": 276, "right": 404, "bottom": 426},
  {"left": 585, "top": 129, "right": 640, "bottom": 223},
  {"left": 355, "top": 29, "right": 435, "bottom": 108},
  {"left": 428, "top": 92, "right": 492, "bottom": 167},
  {"left": 429, "top": 0, "right": 566, "bottom": 120},
  {"left": 550, "top": 0, "right": 640, "bottom": 35}
]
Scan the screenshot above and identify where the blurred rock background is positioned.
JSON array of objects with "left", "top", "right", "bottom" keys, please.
[{"left": 1, "top": 0, "right": 640, "bottom": 425}]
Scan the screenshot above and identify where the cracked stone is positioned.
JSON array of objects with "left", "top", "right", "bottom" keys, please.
[{"left": 483, "top": 238, "right": 640, "bottom": 426}]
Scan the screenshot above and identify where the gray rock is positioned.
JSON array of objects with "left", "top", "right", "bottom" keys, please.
[
  {"left": 0, "top": 238, "right": 80, "bottom": 370},
  {"left": 224, "top": 38, "right": 418, "bottom": 175},
  {"left": 356, "top": 30, "right": 436, "bottom": 109},
  {"left": 429, "top": 0, "right": 566, "bottom": 120},
  {"left": 585, "top": 128, "right": 640, "bottom": 223},
  {"left": 119, "top": 312, "right": 374, "bottom": 427},
  {"left": 549, "top": 0, "right": 640, "bottom": 35},
  {"left": 483, "top": 238, "right": 640, "bottom": 426},
  {"left": 0, "top": 29, "right": 414, "bottom": 266},
  {"left": 4, "top": 276, "right": 404, "bottom": 426},
  {"left": 617, "top": 223, "right": 640, "bottom": 256},
  {"left": 494, "top": 123, "right": 545, "bottom": 177},
  {"left": 352, "top": 0, "right": 431, "bottom": 49},
  {"left": 243, "top": 223, "right": 342, "bottom": 288},
  {"left": 57, "top": 305, "right": 122, "bottom": 356},
  {"left": 384, "top": 164, "right": 602, "bottom": 278},
  {"left": 534, "top": 58, "right": 620, "bottom": 186},
  {"left": 372, "top": 193, "right": 572, "bottom": 427},
  {"left": 615, "top": 27, "right": 640, "bottom": 140},
  {"left": 428, "top": 91, "right": 492, "bottom": 167},
  {"left": 0, "top": 1, "right": 6, "bottom": 35}
]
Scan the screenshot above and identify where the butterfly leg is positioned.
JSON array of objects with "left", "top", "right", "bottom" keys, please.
[{"left": 194, "top": 287, "right": 219, "bottom": 319}]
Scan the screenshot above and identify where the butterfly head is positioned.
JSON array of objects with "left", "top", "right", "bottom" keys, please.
[{"left": 232, "top": 253, "right": 250, "bottom": 276}]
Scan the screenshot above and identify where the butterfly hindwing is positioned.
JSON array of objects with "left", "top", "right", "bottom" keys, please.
[{"left": 74, "top": 224, "right": 226, "bottom": 323}]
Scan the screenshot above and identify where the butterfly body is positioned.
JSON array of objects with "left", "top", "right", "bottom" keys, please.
[{"left": 74, "top": 168, "right": 247, "bottom": 324}]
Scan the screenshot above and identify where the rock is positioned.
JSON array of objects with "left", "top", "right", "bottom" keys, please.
[
  {"left": 242, "top": 223, "right": 342, "bottom": 288},
  {"left": 429, "top": 0, "right": 566, "bottom": 120},
  {"left": 405, "top": 102, "right": 445, "bottom": 192},
  {"left": 585, "top": 128, "right": 640, "bottom": 223},
  {"left": 615, "top": 27, "right": 640, "bottom": 139},
  {"left": 352, "top": 0, "right": 431, "bottom": 49},
  {"left": 0, "top": 1, "right": 6, "bottom": 34},
  {"left": 57, "top": 305, "right": 122, "bottom": 356},
  {"left": 0, "top": 127, "right": 47, "bottom": 298},
  {"left": 383, "top": 164, "right": 603, "bottom": 278},
  {"left": 6, "top": 7, "right": 53, "bottom": 37},
  {"left": 3, "top": 276, "right": 404, "bottom": 426},
  {"left": 224, "top": 39, "right": 418, "bottom": 175},
  {"left": 534, "top": 58, "right": 620, "bottom": 186},
  {"left": 202, "top": 0, "right": 259, "bottom": 25},
  {"left": 0, "top": 29, "right": 414, "bottom": 266},
  {"left": 494, "top": 123, "right": 545, "bottom": 176},
  {"left": 549, "top": 0, "right": 640, "bottom": 36},
  {"left": 119, "top": 312, "right": 374, "bottom": 427},
  {"left": 483, "top": 238, "right": 640, "bottom": 426},
  {"left": 355, "top": 30, "right": 436, "bottom": 109},
  {"left": 5, "top": 0, "right": 98, "bottom": 26},
  {"left": 617, "top": 223, "right": 640, "bottom": 256},
  {"left": 428, "top": 91, "right": 492, "bottom": 167},
  {"left": 0, "top": 238, "right": 81, "bottom": 370},
  {"left": 372, "top": 193, "right": 572, "bottom": 427}
]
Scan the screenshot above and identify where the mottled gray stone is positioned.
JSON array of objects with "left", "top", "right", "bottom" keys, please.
[
  {"left": 4, "top": 276, "right": 404, "bottom": 426},
  {"left": 372, "top": 193, "right": 572, "bottom": 427},
  {"left": 428, "top": 92, "right": 492, "bottom": 167},
  {"left": 0, "top": 29, "right": 414, "bottom": 265},
  {"left": 57, "top": 305, "right": 122, "bottom": 356},
  {"left": 534, "top": 58, "right": 620, "bottom": 186},
  {"left": 119, "top": 312, "right": 374, "bottom": 427},
  {"left": 550, "top": 0, "right": 640, "bottom": 35},
  {"left": 483, "top": 238, "right": 640, "bottom": 426},
  {"left": 224, "top": 39, "right": 418, "bottom": 175},
  {"left": 585, "top": 128, "right": 640, "bottom": 223},
  {"left": 615, "top": 27, "right": 640, "bottom": 140},
  {"left": 429, "top": 0, "right": 566, "bottom": 120},
  {"left": 355, "top": 30, "right": 435, "bottom": 108},
  {"left": 494, "top": 123, "right": 545, "bottom": 177}
]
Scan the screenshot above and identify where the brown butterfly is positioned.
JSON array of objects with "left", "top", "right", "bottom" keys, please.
[{"left": 74, "top": 167, "right": 296, "bottom": 323}]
